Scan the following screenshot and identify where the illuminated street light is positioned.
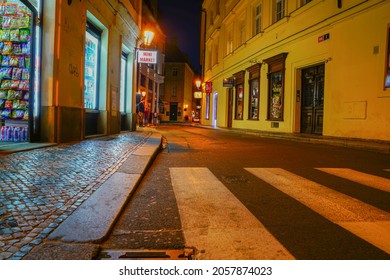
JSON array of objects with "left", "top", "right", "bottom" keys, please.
[
  {"left": 195, "top": 79, "right": 202, "bottom": 89},
  {"left": 143, "top": 30, "right": 155, "bottom": 47}
]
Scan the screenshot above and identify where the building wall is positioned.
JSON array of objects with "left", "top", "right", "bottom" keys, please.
[
  {"left": 40, "top": 0, "right": 141, "bottom": 143},
  {"left": 201, "top": 0, "right": 390, "bottom": 141},
  {"left": 162, "top": 62, "right": 194, "bottom": 122}
]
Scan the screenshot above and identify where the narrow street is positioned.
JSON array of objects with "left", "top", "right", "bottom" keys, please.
[{"left": 101, "top": 125, "right": 390, "bottom": 260}]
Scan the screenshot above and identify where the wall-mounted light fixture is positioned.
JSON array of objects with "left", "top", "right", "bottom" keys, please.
[
  {"left": 195, "top": 79, "right": 202, "bottom": 89},
  {"left": 143, "top": 30, "right": 155, "bottom": 47}
]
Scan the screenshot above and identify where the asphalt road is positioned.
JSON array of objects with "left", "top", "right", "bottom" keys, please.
[{"left": 102, "top": 125, "right": 390, "bottom": 260}]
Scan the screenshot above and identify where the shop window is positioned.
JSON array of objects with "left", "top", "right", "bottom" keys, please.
[
  {"left": 247, "top": 64, "right": 261, "bottom": 120},
  {"left": 235, "top": 84, "right": 244, "bottom": 119},
  {"left": 385, "top": 25, "right": 390, "bottom": 88},
  {"left": 0, "top": 1, "right": 38, "bottom": 143},
  {"left": 264, "top": 53, "right": 288, "bottom": 121},
  {"left": 120, "top": 53, "right": 127, "bottom": 113},
  {"left": 274, "top": 0, "right": 285, "bottom": 23},
  {"left": 233, "top": 71, "right": 245, "bottom": 120},
  {"left": 84, "top": 21, "right": 102, "bottom": 109}
]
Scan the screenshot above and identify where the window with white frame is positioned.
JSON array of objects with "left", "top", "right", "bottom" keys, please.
[
  {"left": 253, "top": 2, "right": 262, "bottom": 36},
  {"left": 213, "top": 40, "right": 219, "bottom": 66},
  {"left": 239, "top": 19, "right": 246, "bottom": 46},
  {"left": 226, "top": 26, "right": 234, "bottom": 55},
  {"left": 274, "top": 0, "right": 285, "bottom": 22}
]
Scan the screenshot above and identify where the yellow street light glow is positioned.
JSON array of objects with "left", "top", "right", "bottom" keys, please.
[{"left": 143, "top": 30, "right": 155, "bottom": 46}]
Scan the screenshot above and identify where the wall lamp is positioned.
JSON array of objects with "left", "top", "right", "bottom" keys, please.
[
  {"left": 195, "top": 79, "right": 202, "bottom": 89},
  {"left": 143, "top": 30, "right": 155, "bottom": 47}
]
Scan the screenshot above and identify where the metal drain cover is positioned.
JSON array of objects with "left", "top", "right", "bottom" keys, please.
[{"left": 99, "top": 249, "right": 193, "bottom": 260}]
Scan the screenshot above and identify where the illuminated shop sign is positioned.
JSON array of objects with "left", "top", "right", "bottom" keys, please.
[
  {"left": 137, "top": 50, "right": 157, "bottom": 64},
  {"left": 194, "top": 91, "right": 202, "bottom": 99},
  {"left": 223, "top": 78, "right": 234, "bottom": 87},
  {"left": 205, "top": 81, "right": 212, "bottom": 93}
]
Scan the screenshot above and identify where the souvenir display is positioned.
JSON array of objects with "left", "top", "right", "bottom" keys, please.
[{"left": 0, "top": 2, "right": 31, "bottom": 142}]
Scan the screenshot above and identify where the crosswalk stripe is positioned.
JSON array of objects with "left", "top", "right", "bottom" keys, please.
[
  {"left": 170, "top": 167, "right": 294, "bottom": 260},
  {"left": 245, "top": 168, "right": 390, "bottom": 254},
  {"left": 316, "top": 168, "right": 390, "bottom": 193}
]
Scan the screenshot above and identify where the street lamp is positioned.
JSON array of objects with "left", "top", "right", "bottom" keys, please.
[
  {"left": 143, "top": 30, "right": 155, "bottom": 46},
  {"left": 193, "top": 78, "right": 203, "bottom": 123},
  {"left": 195, "top": 79, "right": 202, "bottom": 89},
  {"left": 135, "top": 29, "right": 155, "bottom": 127}
]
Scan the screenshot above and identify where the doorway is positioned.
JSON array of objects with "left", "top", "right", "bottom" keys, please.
[
  {"left": 227, "top": 88, "right": 233, "bottom": 128},
  {"left": 300, "top": 64, "right": 325, "bottom": 135},
  {"left": 212, "top": 92, "right": 218, "bottom": 127},
  {"left": 170, "top": 102, "right": 178, "bottom": 121}
]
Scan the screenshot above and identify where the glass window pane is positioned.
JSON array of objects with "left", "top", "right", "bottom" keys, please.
[
  {"left": 84, "top": 31, "right": 99, "bottom": 109},
  {"left": 249, "top": 79, "right": 259, "bottom": 119},
  {"left": 120, "top": 55, "right": 127, "bottom": 112},
  {"left": 235, "top": 84, "right": 244, "bottom": 119}
]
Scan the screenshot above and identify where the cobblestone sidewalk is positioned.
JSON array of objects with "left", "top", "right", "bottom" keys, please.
[{"left": 0, "top": 131, "right": 151, "bottom": 260}]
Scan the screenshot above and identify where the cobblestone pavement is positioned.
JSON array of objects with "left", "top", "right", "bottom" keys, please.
[{"left": 0, "top": 131, "right": 151, "bottom": 260}]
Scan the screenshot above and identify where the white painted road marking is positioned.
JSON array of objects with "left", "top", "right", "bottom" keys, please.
[
  {"left": 170, "top": 167, "right": 294, "bottom": 260},
  {"left": 245, "top": 168, "right": 390, "bottom": 254},
  {"left": 317, "top": 168, "right": 390, "bottom": 193}
]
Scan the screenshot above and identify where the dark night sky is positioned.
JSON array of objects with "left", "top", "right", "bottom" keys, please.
[{"left": 158, "top": 0, "right": 203, "bottom": 72}]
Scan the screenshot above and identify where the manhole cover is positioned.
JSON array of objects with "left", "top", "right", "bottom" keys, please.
[{"left": 99, "top": 249, "right": 193, "bottom": 260}]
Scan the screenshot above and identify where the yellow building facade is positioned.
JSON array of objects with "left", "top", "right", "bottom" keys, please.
[
  {"left": 39, "top": 0, "right": 146, "bottom": 143},
  {"left": 201, "top": 0, "right": 390, "bottom": 141}
]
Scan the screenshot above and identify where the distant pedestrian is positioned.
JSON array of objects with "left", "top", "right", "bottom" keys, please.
[{"left": 137, "top": 100, "right": 145, "bottom": 127}]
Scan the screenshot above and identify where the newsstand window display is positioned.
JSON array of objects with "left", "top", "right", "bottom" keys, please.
[{"left": 0, "top": 0, "right": 38, "bottom": 143}]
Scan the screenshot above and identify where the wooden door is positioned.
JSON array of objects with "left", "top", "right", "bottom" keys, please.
[
  {"left": 170, "top": 103, "right": 178, "bottom": 121},
  {"left": 301, "top": 64, "right": 325, "bottom": 135},
  {"left": 227, "top": 88, "right": 233, "bottom": 128}
]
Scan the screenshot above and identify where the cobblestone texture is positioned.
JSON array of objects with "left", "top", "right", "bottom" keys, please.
[{"left": 0, "top": 131, "right": 150, "bottom": 260}]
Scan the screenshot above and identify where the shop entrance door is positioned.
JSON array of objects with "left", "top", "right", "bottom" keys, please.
[
  {"left": 170, "top": 103, "right": 178, "bottom": 121},
  {"left": 300, "top": 64, "right": 325, "bottom": 135}
]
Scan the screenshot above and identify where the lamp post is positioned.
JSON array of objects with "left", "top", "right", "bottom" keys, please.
[
  {"left": 193, "top": 78, "right": 203, "bottom": 123},
  {"left": 135, "top": 29, "right": 155, "bottom": 128}
]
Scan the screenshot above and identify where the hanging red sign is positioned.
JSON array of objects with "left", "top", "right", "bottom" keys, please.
[{"left": 205, "top": 82, "right": 212, "bottom": 93}]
